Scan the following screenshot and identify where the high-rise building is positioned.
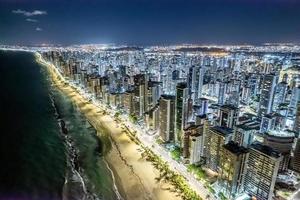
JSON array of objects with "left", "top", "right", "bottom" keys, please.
[
  {"left": 175, "top": 82, "right": 189, "bottom": 146},
  {"left": 198, "top": 98, "right": 209, "bottom": 115},
  {"left": 289, "top": 86, "right": 300, "bottom": 116},
  {"left": 241, "top": 86, "right": 251, "bottom": 105},
  {"left": 258, "top": 74, "right": 277, "bottom": 116},
  {"left": 205, "top": 126, "right": 233, "bottom": 172},
  {"left": 272, "top": 81, "right": 287, "bottom": 111},
  {"left": 234, "top": 121, "right": 260, "bottom": 148},
  {"left": 159, "top": 95, "right": 175, "bottom": 142},
  {"left": 244, "top": 142, "right": 282, "bottom": 200},
  {"left": 226, "top": 79, "right": 241, "bottom": 107},
  {"left": 133, "top": 87, "right": 141, "bottom": 117},
  {"left": 218, "top": 105, "right": 239, "bottom": 129},
  {"left": 187, "top": 66, "right": 204, "bottom": 104},
  {"left": 263, "top": 130, "right": 295, "bottom": 172},
  {"left": 123, "top": 90, "right": 134, "bottom": 114},
  {"left": 183, "top": 124, "right": 205, "bottom": 164},
  {"left": 189, "top": 131, "right": 203, "bottom": 164},
  {"left": 218, "top": 141, "right": 248, "bottom": 199},
  {"left": 187, "top": 97, "right": 194, "bottom": 122},
  {"left": 144, "top": 104, "right": 160, "bottom": 132},
  {"left": 280, "top": 72, "right": 288, "bottom": 83},
  {"left": 147, "top": 81, "right": 161, "bottom": 111},
  {"left": 218, "top": 81, "right": 227, "bottom": 105},
  {"left": 88, "top": 75, "right": 101, "bottom": 98},
  {"left": 260, "top": 114, "right": 276, "bottom": 133},
  {"left": 133, "top": 74, "right": 148, "bottom": 116}
]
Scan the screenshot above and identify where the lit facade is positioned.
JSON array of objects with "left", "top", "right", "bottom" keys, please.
[
  {"left": 244, "top": 142, "right": 282, "bottom": 200},
  {"left": 159, "top": 95, "right": 175, "bottom": 142}
]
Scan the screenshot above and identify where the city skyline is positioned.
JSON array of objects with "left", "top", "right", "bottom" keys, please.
[{"left": 1, "top": 1, "right": 300, "bottom": 200}]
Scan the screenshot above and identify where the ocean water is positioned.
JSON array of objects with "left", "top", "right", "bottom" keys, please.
[{"left": 0, "top": 51, "right": 117, "bottom": 200}]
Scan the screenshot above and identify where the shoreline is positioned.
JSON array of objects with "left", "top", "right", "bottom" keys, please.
[
  {"left": 35, "top": 52, "right": 182, "bottom": 200},
  {"left": 103, "top": 158, "right": 124, "bottom": 200}
]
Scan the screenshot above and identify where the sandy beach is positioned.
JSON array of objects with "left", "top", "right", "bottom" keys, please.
[{"left": 36, "top": 53, "right": 182, "bottom": 200}]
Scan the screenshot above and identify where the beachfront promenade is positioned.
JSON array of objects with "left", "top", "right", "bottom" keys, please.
[{"left": 36, "top": 52, "right": 215, "bottom": 200}]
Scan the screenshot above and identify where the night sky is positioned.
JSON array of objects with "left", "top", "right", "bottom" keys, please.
[{"left": 0, "top": 0, "right": 299, "bottom": 45}]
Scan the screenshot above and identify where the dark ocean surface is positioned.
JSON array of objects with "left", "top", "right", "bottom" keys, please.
[{"left": 0, "top": 51, "right": 117, "bottom": 200}]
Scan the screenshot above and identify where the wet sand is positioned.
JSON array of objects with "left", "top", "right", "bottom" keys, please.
[{"left": 36, "top": 53, "right": 182, "bottom": 200}]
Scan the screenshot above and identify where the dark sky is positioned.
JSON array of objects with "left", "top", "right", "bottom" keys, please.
[{"left": 0, "top": 0, "right": 299, "bottom": 45}]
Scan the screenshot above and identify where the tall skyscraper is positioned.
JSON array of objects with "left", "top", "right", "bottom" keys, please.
[
  {"left": 218, "top": 141, "right": 248, "bottom": 199},
  {"left": 133, "top": 74, "right": 148, "bottom": 117},
  {"left": 175, "top": 82, "right": 189, "bottom": 146},
  {"left": 205, "top": 126, "right": 233, "bottom": 172},
  {"left": 146, "top": 81, "right": 161, "bottom": 111},
  {"left": 217, "top": 81, "right": 227, "bottom": 105},
  {"left": 258, "top": 74, "right": 277, "bottom": 116},
  {"left": 144, "top": 104, "right": 160, "bottom": 132},
  {"left": 187, "top": 66, "right": 204, "bottom": 104},
  {"left": 159, "top": 95, "right": 175, "bottom": 142},
  {"left": 198, "top": 98, "right": 209, "bottom": 115},
  {"left": 244, "top": 142, "right": 282, "bottom": 200},
  {"left": 272, "top": 81, "right": 287, "bottom": 111},
  {"left": 123, "top": 90, "right": 134, "bottom": 114},
  {"left": 226, "top": 79, "right": 241, "bottom": 107},
  {"left": 289, "top": 86, "right": 300, "bottom": 115}
]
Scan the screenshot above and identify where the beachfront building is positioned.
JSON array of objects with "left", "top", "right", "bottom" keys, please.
[
  {"left": 146, "top": 81, "right": 161, "bottom": 112},
  {"left": 217, "top": 141, "right": 248, "bottom": 199},
  {"left": 159, "top": 95, "right": 175, "bottom": 142},
  {"left": 144, "top": 104, "right": 160, "bottom": 132},
  {"left": 123, "top": 90, "right": 135, "bottom": 114},
  {"left": 205, "top": 126, "right": 233, "bottom": 172},
  {"left": 133, "top": 74, "right": 148, "bottom": 117},
  {"left": 175, "top": 82, "right": 189, "bottom": 147},
  {"left": 182, "top": 124, "right": 205, "bottom": 164}
]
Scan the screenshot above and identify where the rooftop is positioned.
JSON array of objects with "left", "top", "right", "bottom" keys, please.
[
  {"left": 220, "top": 104, "right": 239, "bottom": 110},
  {"left": 236, "top": 121, "right": 260, "bottom": 131},
  {"left": 148, "top": 81, "right": 161, "bottom": 87},
  {"left": 262, "top": 113, "right": 276, "bottom": 119},
  {"left": 211, "top": 126, "right": 233, "bottom": 136},
  {"left": 250, "top": 142, "right": 281, "bottom": 159},
  {"left": 176, "top": 82, "right": 187, "bottom": 89},
  {"left": 184, "top": 124, "right": 202, "bottom": 131},
  {"left": 160, "top": 94, "right": 175, "bottom": 100},
  {"left": 223, "top": 141, "right": 248, "bottom": 155},
  {"left": 266, "top": 129, "right": 295, "bottom": 138}
]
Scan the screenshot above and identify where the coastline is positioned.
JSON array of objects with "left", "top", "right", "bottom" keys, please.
[{"left": 35, "top": 52, "right": 182, "bottom": 200}]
